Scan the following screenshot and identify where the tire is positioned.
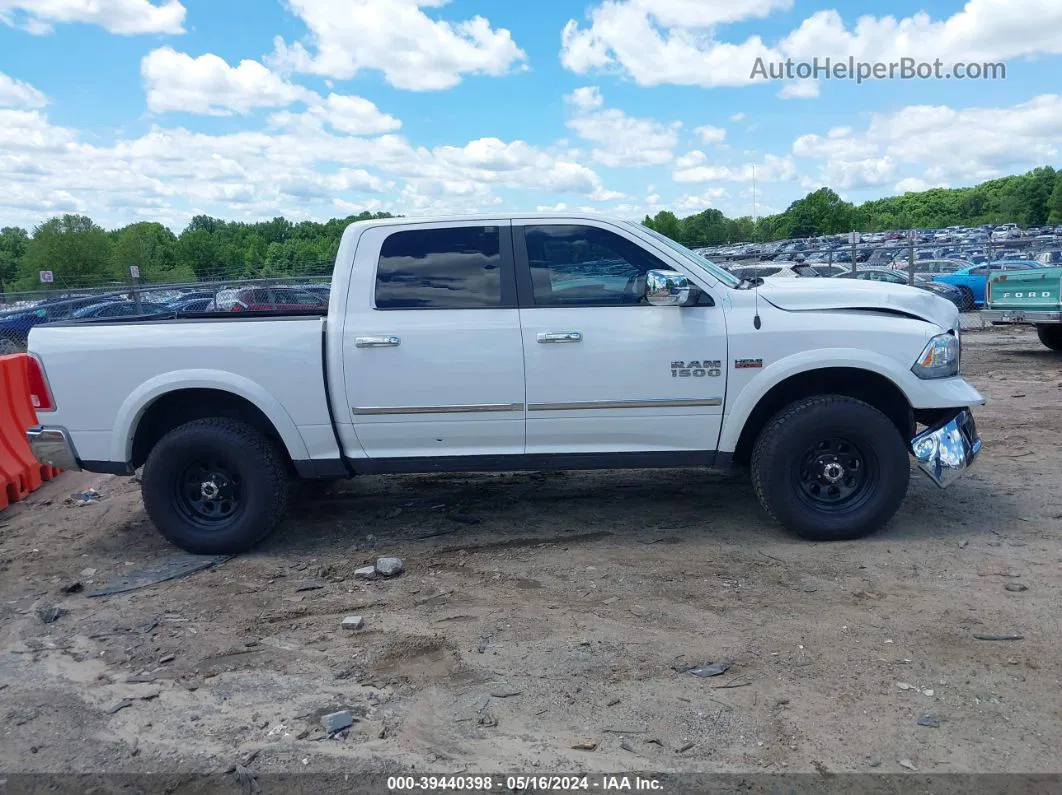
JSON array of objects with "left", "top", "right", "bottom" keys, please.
[
  {"left": 141, "top": 417, "right": 290, "bottom": 554},
  {"left": 751, "top": 395, "right": 910, "bottom": 541},
  {"left": 957, "top": 287, "right": 975, "bottom": 312},
  {"left": 0, "top": 335, "right": 22, "bottom": 355},
  {"left": 1037, "top": 324, "right": 1062, "bottom": 352}
]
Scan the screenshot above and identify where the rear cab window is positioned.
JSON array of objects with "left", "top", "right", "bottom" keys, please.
[{"left": 374, "top": 226, "right": 515, "bottom": 309}]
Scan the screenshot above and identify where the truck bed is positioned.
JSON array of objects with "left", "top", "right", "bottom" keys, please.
[{"left": 28, "top": 314, "right": 341, "bottom": 470}]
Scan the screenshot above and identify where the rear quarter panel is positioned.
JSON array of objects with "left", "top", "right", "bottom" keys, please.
[{"left": 28, "top": 318, "right": 339, "bottom": 466}]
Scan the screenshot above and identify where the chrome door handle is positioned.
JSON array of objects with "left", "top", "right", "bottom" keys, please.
[
  {"left": 537, "top": 331, "right": 582, "bottom": 344},
  {"left": 355, "top": 335, "right": 401, "bottom": 348}
]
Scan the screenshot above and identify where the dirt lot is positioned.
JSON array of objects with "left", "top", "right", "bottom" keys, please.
[{"left": 1, "top": 326, "right": 1060, "bottom": 783}]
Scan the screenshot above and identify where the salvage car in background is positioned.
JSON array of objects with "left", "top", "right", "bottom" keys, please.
[
  {"left": 831, "top": 267, "right": 967, "bottom": 310},
  {"left": 0, "top": 293, "right": 124, "bottom": 353},
  {"left": 931, "top": 261, "right": 1040, "bottom": 310},
  {"left": 982, "top": 266, "right": 1062, "bottom": 351},
  {"left": 70, "top": 300, "right": 171, "bottom": 320},
  {"left": 207, "top": 286, "right": 328, "bottom": 312},
  {"left": 726, "top": 262, "right": 820, "bottom": 279}
]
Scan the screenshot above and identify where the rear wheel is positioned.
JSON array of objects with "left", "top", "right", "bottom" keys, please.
[
  {"left": 751, "top": 395, "right": 910, "bottom": 541},
  {"left": 0, "top": 335, "right": 22, "bottom": 355},
  {"left": 957, "top": 287, "right": 975, "bottom": 312},
  {"left": 141, "top": 417, "right": 290, "bottom": 554},
  {"left": 1037, "top": 324, "right": 1062, "bottom": 352}
]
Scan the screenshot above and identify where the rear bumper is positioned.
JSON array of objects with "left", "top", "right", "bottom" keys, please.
[
  {"left": 911, "top": 409, "right": 981, "bottom": 488},
  {"left": 982, "top": 310, "right": 1062, "bottom": 324},
  {"left": 26, "top": 426, "right": 82, "bottom": 472}
]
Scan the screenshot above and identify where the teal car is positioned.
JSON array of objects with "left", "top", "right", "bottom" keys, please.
[{"left": 932, "top": 261, "right": 1040, "bottom": 310}]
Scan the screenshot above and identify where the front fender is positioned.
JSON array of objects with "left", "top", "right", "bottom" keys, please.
[
  {"left": 111, "top": 369, "right": 310, "bottom": 464},
  {"left": 717, "top": 347, "right": 985, "bottom": 452}
]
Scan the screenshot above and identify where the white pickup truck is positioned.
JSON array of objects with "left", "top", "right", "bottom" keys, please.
[{"left": 25, "top": 215, "right": 984, "bottom": 553}]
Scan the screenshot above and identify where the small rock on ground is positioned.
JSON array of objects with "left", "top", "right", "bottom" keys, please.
[
  {"left": 375, "top": 557, "right": 404, "bottom": 577},
  {"left": 341, "top": 616, "right": 364, "bottom": 630},
  {"left": 321, "top": 710, "right": 354, "bottom": 733},
  {"left": 917, "top": 713, "right": 941, "bottom": 728},
  {"left": 354, "top": 566, "right": 376, "bottom": 580}
]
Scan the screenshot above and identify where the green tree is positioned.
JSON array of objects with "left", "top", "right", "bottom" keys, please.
[
  {"left": 18, "top": 215, "right": 116, "bottom": 289},
  {"left": 1048, "top": 172, "right": 1062, "bottom": 224},
  {"left": 113, "top": 222, "right": 194, "bottom": 283},
  {"left": 0, "top": 226, "right": 29, "bottom": 290},
  {"left": 647, "top": 211, "right": 682, "bottom": 241},
  {"left": 781, "top": 188, "right": 855, "bottom": 237}
]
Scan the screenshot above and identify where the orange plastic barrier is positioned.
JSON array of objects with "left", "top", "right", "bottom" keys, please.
[{"left": 0, "top": 354, "right": 56, "bottom": 510}]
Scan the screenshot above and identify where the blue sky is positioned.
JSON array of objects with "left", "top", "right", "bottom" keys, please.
[{"left": 0, "top": 0, "right": 1060, "bottom": 230}]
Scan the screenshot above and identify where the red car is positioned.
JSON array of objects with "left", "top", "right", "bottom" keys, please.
[{"left": 209, "top": 287, "right": 327, "bottom": 312}]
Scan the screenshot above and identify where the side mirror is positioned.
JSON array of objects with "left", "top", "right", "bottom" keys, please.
[{"left": 646, "top": 270, "right": 700, "bottom": 307}]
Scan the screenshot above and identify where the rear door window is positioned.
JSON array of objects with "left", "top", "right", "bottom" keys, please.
[{"left": 375, "top": 226, "right": 510, "bottom": 309}]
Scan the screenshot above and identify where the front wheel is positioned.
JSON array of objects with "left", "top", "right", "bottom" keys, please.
[
  {"left": 751, "top": 395, "right": 910, "bottom": 541},
  {"left": 1036, "top": 324, "right": 1062, "bottom": 352},
  {"left": 141, "top": 417, "right": 291, "bottom": 554}
]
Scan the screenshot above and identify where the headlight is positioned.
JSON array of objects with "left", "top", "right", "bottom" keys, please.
[{"left": 912, "top": 333, "right": 960, "bottom": 379}]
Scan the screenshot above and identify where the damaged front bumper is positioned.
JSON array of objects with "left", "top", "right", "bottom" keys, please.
[{"left": 911, "top": 409, "right": 982, "bottom": 488}]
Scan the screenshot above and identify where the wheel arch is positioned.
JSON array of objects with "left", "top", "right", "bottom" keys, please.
[
  {"left": 116, "top": 371, "right": 309, "bottom": 468},
  {"left": 727, "top": 366, "right": 915, "bottom": 467}
]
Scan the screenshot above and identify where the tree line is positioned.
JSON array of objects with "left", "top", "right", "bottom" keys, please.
[
  {"left": 1, "top": 166, "right": 1061, "bottom": 293},
  {"left": 643, "top": 166, "right": 1062, "bottom": 247},
  {"left": 0, "top": 211, "right": 396, "bottom": 294}
]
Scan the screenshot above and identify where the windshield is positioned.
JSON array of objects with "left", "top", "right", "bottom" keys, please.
[{"left": 633, "top": 224, "right": 743, "bottom": 288}]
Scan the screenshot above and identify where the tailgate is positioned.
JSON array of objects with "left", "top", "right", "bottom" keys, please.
[{"left": 987, "top": 268, "right": 1062, "bottom": 311}]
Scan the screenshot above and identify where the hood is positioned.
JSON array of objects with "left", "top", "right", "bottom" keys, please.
[{"left": 757, "top": 277, "right": 959, "bottom": 330}]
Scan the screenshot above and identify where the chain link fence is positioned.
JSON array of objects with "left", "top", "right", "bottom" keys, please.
[{"left": 0, "top": 274, "right": 333, "bottom": 354}]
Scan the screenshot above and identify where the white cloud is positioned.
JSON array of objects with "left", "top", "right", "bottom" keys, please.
[
  {"left": 0, "top": 0, "right": 185, "bottom": 35},
  {"left": 0, "top": 71, "right": 47, "bottom": 109},
  {"left": 561, "top": 0, "right": 792, "bottom": 73},
  {"left": 675, "top": 188, "right": 728, "bottom": 212},
  {"left": 564, "top": 86, "right": 681, "bottom": 167},
  {"left": 674, "top": 153, "right": 798, "bottom": 183},
  {"left": 0, "top": 100, "right": 623, "bottom": 228},
  {"left": 895, "top": 177, "right": 931, "bottom": 194},
  {"left": 537, "top": 201, "right": 569, "bottom": 212},
  {"left": 675, "top": 150, "right": 706, "bottom": 169},
  {"left": 792, "top": 94, "right": 1062, "bottom": 188},
  {"left": 780, "top": 4, "right": 1062, "bottom": 65},
  {"left": 729, "top": 112, "right": 747, "bottom": 122},
  {"left": 291, "top": 93, "right": 402, "bottom": 135},
  {"left": 591, "top": 186, "right": 627, "bottom": 201},
  {"left": 271, "top": 0, "right": 527, "bottom": 91},
  {"left": 561, "top": 3, "right": 780, "bottom": 88},
  {"left": 561, "top": 0, "right": 1062, "bottom": 92},
  {"left": 142, "top": 48, "right": 314, "bottom": 116},
  {"left": 694, "top": 124, "right": 726, "bottom": 144},
  {"left": 778, "top": 81, "right": 819, "bottom": 99}
]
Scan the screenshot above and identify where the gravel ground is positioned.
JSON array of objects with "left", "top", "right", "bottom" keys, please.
[{"left": 0, "top": 325, "right": 1059, "bottom": 785}]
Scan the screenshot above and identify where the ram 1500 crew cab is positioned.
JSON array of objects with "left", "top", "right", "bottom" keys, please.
[{"left": 26, "top": 215, "right": 984, "bottom": 553}]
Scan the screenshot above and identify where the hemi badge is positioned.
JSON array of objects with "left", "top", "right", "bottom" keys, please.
[{"left": 735, "top": 358, "right": 763, "bottom": 369}]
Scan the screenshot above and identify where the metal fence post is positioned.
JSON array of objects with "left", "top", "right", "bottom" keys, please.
[{"left": 907, "top": 232, "right": 915, "bottom": 284}]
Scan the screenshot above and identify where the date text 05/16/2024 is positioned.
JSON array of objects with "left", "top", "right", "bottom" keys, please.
[{"left": 386, "top": 775, "right": 665, "bottom": 791}]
